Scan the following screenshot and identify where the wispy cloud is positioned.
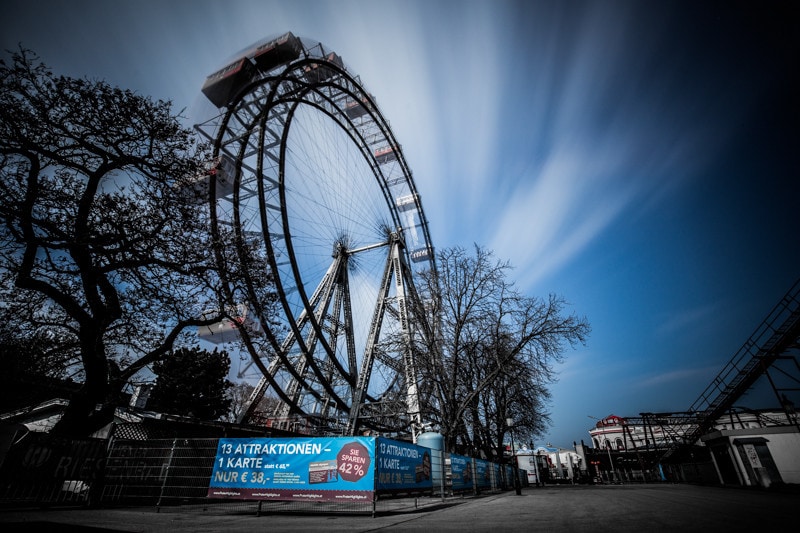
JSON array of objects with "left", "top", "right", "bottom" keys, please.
[
  {"left": 654, "top": 303, "right": 719, "bottom": 338},
  {"left": 474, "top": 3, "right": 741, "bottom": 292},
  {"left": 634, "top": 365, "right": 721, "bottom": 389},
  {"left": 488, "top": 141, "right": 640, "bottom": 290}
]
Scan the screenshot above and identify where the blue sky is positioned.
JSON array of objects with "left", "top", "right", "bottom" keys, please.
[{"left": 4, "top": 0, "right": 798, "bottom": 448}]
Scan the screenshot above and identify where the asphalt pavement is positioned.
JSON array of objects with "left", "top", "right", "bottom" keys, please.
[{"left": 1, "top": 483, "right": 796, "bottom": 532}]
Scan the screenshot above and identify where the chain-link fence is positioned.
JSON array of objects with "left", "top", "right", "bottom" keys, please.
[
  {"left": 1, "top": 428, "right": 521, "bottom": 514},
  {"left": 102, "top": 437, "right": 218, "bottom": 507}
]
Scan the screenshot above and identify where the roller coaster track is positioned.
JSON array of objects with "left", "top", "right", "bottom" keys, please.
[{"left": 656, "top": 278, "right": 800, "bottom": 458}]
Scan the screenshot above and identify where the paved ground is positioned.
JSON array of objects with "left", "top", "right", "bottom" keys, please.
[{"left": 1, "top": 483, "right": 796, "bottom": 532}]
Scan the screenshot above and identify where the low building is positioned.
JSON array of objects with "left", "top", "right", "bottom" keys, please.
[
  {"left": 513, "top": 444, "right": 585, "bottom": 484},
  {"left": 584, "top": 409, "right": 799, "bottom": 487}
]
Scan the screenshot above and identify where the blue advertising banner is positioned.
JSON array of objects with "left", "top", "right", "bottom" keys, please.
[
  {"left": 474, "top": 458, "right": 492, "bottom": 489},
  {"left": 449, "top": 453, "right": 473, "bottom": 491},
  {"left": 504, "top": 464, "right": 514, "bottom": 489},
  {"left": 207, "top": 437, "right": 374, "bottom": 502},
  {"left": 375, "top": 437, "right": 432, "bottom": 492}
]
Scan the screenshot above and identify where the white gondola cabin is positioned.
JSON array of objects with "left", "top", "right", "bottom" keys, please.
[{"left": 198, "top": 304, "right": 263, "bottom": 344}]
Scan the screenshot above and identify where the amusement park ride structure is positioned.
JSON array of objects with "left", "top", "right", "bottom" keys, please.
[
  {"left": 189, "top": 32, "right": 436, "bottom": 443},
  {"left": 593, "top": 278, "right": 800, "bottom": 466}
]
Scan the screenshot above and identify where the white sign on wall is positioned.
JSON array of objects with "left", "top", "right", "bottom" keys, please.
[{"left": 743, "top": 444, "right": 763, "bottom": 469}]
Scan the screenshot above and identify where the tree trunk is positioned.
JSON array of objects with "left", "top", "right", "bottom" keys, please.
[{"left": 50, "top": 329, "right": 114, "bottom": 437}]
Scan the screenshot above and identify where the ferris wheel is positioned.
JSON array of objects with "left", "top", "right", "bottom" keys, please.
[{"left": 192, "top": 32, "right": 436, "bottom": 441}]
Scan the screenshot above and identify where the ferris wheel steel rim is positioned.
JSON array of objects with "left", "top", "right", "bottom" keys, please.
[{"left": 199, "top": 34, "right": 434, "bottom": 434}]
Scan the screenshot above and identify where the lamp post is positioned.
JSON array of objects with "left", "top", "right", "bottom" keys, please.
[
  {"left": 605, "top": 442, "right": 618, "bottom": 483},
  {"left": 506, "top": 418, "right": 522, "bottom": 495}
]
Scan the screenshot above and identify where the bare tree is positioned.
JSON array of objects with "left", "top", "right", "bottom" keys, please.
[
  {"left": 0, "top": 48, "right": 253, "bottom": 436},
  {"left": 224, "top": 382, "right": 281, "bottom": 425},
  {"left": 414, "top": 245, "right": 590, "bottom": 453}
]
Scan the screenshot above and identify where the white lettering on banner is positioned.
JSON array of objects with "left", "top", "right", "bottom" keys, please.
[
  {"left": 383, "top": 444, "right": 419, "bottom": 458},
  {"left": 381, "top": 458, "right": 401, "bottom": 469},
  {"left": 225, "top": 457, "right": 264, "bottom": 468},
  {"left": 340, "top": 453, "right": 367, "bottom": 464},
  {"left": 227, "top": 442, "right": 323, "bottom": 456}
]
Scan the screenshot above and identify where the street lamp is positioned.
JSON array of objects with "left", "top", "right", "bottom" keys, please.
[
  {"left": 506, "top": 418, "right": 522, "bottom": 495},
  {"left": 605, "top": 442, "right": 618, "bottom": 483}
]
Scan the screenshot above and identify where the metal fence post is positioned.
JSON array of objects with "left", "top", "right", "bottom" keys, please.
[{"left": 156, "top": 438, "right": 177, "bottom": 511}]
